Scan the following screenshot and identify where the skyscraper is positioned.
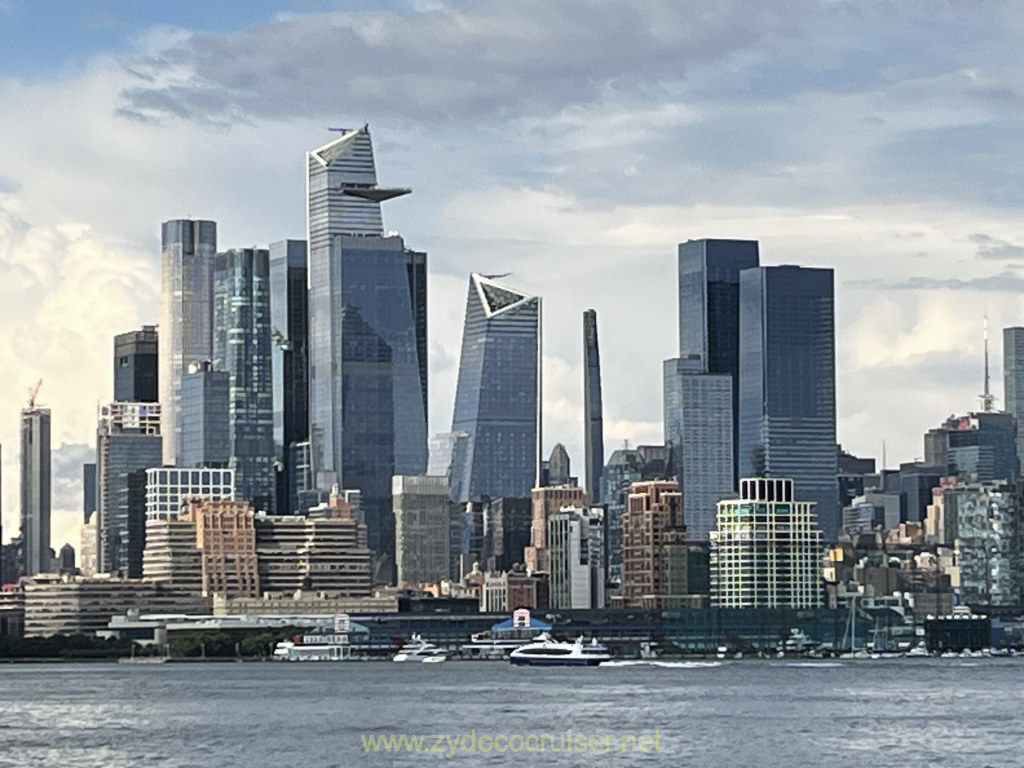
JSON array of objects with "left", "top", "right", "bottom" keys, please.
[
  {"left": 738, "top": 265, "right": 838, "bottom": 539},
  {"left": 114, "top": 325, "right": 158, "bottom": 402},
  {"left": 179, "top": 362, "right": 230, "bottom": 467},
  {"left": 213, "top": 247, "right": 276, "bottom": 513},
  {"left": 20, "top": 405, "right": 51, "bottom": 575},
  {"left": 583, "top": 309, "right": 604, "bottom": 504},
  {"left": 450, "top": 273, "right": 540, "bottom": 503},
  {"left": 269, "top": 239, "right": 309, "bottom": 514},
  {"left": 1004, "top": 326, "right": 1024, "bottom": 474},
  {"left": 307, "top": 126, "right": 427, "bottom": 558},
  {"left": 159, "top": 219, "right": 216, "bottom": 466},
  {"left": 96, "top": 402, "right": 162, "bottom": 577}
]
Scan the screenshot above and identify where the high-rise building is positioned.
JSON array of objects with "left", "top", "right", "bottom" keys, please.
[
  {"left": 710, "top": 478, "right": 823, "bottom": 608},
  {"left": 485, "top": 496, "right": 532, "bottom": 572},
  {"left": 114, "top": 325, "right": 158, "bottom": 402},
  {"left": 144, "top": 467, "right": 235, "bottom": 521},
  {"left": 142, "top": 518, "right": 202, "bottom": 591},
  {"left": 548, "top": 505, "right": 605, "bottom": 609},
  {"left": 451, "top": 273, "right": 541, "bottom": 503},
  {"left": 182, "top": 499, "right": 260, "bottom": 598},
  {"left": 20, "top": 405, "right": 51, "bottom": 576},
  {"left": 738, "top": 265, "right": 838, "bottom": 539},
  {"left": 546, "top": 444, "right": 571, "bottom": 486},
  {"left": 583, "top": 309, "right": 605, "bottom": 504},
  {"left": 924, "top": 412, "right": 1018, "bottom": 484},
  {"left": 82, "top": 462, "right": 96, "bottom": 524},
  {"left": 96, "top": 402, "right": 162, "bottom": 577},
  {"left": 180, "top": 362, "right": 230, "bottom": 467},
  {"left": 307, "top": 127, "right": 427, "bottom": 560},
  {"left": 663, "top": 359, "right": 733, "bottom": 540},
  {"left": 159, "top": 219, "right": 216, "bottom": 466},
  {"left": 393, "top": 475, "right": 451, "bottom": 586},
  {"left": 524, "top": 485, "right": 585, "bottom": 573},
  {"left": 1004, "top": 326, "right": 1024, "bottom": 474},
  {"left": 213, "top": 247, "right": 276, "bottom": 512},
  {"left": 269, "top": 239, "right": 309, "bottom": 514}
]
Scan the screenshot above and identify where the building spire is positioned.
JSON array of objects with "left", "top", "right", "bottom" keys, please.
[{"left": 981, "top": 313, "right": 996, "bottom": 412}]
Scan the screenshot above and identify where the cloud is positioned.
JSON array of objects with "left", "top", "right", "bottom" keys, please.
[
  {"left": 847, "top": 271, "right": 1024, "bottom": 292},
  {"left": 969, "top": 233, "right": 1024, "bottom": 261}
]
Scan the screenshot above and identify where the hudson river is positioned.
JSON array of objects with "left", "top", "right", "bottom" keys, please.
[{"left": 0, "top": 659, "right": 1018, "bottom": 767}]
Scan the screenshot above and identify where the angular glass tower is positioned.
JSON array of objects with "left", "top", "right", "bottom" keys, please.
[
  {"left": 159, "top": 219, "right": 216, "bottom": 466},
  {"left": 451, "top": 273, "right": 540, "bottom": 503},
  {"left": 114, "top": 325, "right": 158, "bottom": 402},
  {"left": 180, "top": 362, "right": 230, "bottom": 467},
  {"left": 307, "top": 127, "right": 427, "bottom": 557},
  {"left": 213, "top": 247, "right": 276, "bottom": 513},
  {"left": 738, "top": 265, "right": 838, "bottom": 539},
  {"left": 583, "top": 309, "right": 604, "bottom": 503}
]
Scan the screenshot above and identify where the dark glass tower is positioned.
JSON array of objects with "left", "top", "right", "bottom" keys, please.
[
  {"left": 1004, "top": 326, "right": 1024, "bottom": 475},
  {"left": 451, "top": 273, "right": 540, "bottom": 503},
  {"left": 20, "top": 406, "right": 51, "bottom": 576},
  {"left": 213, "top": 247, "right": 276, "bottom": 513},
  {"left": 738, "top": 265, "right": 838, "bottom": 539},
  {"left": 114, "top": 325, "right": 158, "bottom": 402},
  {"left": 583, "top": 309, "right": 604, "bottom": 503},
  {"left": 180, "top": 362, "right": 230, "bottom": 467},
  {"left": 269, "top": 239, "right": 309, "bottom": 514}
]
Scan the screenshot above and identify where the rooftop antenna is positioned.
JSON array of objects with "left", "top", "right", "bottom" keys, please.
[{"left": 980, "top": 313, "right": 996, "bottom": 412}]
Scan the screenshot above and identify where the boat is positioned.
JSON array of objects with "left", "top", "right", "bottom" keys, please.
[
  {"left": 393, "top": 634, "right": 449, "bottom": 663},
  {"left": 905, "top": 644, "right": 930, "bottom": 658},
  {"left": 460, "top": 609, "right": 551, "bottom": 659},
  {"left": 509, "top": 633, "right": 611, "bottom": 667},
  {"left": 273, "top": 616, "right": 359, "bottom": 661}
]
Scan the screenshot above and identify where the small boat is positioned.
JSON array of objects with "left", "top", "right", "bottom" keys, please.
[
  {"left": 393, "top": 634, "right": 449, "bottom": 663},
  {"left": 509, "top": 633, "right": 610, "bottom": 667}
]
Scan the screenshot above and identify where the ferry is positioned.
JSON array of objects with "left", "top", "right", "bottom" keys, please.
[
  {"left": 461, "top": 608, "right": 552, "bottom": 659},
  {"left": 509, "top": 633, "right": 611, "bottom": 667},
  {"left": 273, "top": 614, "right": 358, "bottom": 661}
]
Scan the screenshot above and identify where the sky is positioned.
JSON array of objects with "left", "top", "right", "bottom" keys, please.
[{"left": 2, "top": 0, "right": 1024, "bottom": 552}]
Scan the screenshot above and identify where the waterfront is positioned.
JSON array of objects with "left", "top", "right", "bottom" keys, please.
[{"left": 0, "top": 659, "right": 1020, "bottom": 767}]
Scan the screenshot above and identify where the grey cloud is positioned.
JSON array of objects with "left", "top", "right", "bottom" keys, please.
[
  {"left": 52, "top": 442, "right": 93, "bottom": 522},
  {"left": 969, "top": 233, "right": 1024, "bottom": 261},
  {"left": 846, "top": 271, "right": 1024, "bottom": 292}
]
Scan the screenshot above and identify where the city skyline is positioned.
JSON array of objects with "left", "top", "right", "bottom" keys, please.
[{"left": 2, "top": 2, "right": 1024, "bottom": 549}]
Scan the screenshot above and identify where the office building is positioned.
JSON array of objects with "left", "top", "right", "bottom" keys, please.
[
  {"left": 96, "top": 402, "right": 162, "bottom": 577},
  {"left": 144, "top": 467, "right": 235, "bottom": 521},
  {"left": 1004, "top": 326, "right": 1024, "bottom": 475},
  {"left": 82, "top": 462, "right": 96, "bottom": 524},
  {"left": 583, "top": 309, "right": 605, "bottom": 504},
  {"left": 213, "top": 247, "right": 276, "bottom": 512},
  {"left": 180, "top": 362, "right": 230, "bottom": 467},
  {"left": 451, "top": 273, "right": 541, "bottom": 503},
  {"left": 710, "top": 478, "right": 823, "bottom": 609},
  {"left": 159, "top": 218, "right": 216, "bottom": 465},
  {"left": 114, "top": 325, "right": 158, "bottom": 402},
  {"left": 485, "top": 496, "right": 532, "bottom": 572},
  {"left": 924, "top": 412, "right": 1018, "bottom": 484},
  {"left": 20, "top": 405, "right": 51, "bottom": 576},
  {"left": 269, "top": 239, "right": 309, "bottom": 514},
  {"left": 393, "top": 475, "right": 451, "bottom": 586},
  {"left": 182, "top": 499, "right": 260, "bottom": 598},
  {"left": 545, "top": 443, "right": 572, "bottom": 486},
  {"left": 142, "top": 519, "right": 202, "bottom": 591},
  {"left": 548, "top": 506, "right": 606, "bottom": 610},
  {"left": 524, "top": 485, "right": 585, "bottom": 573},
  {"left": 738, "top": 265, "right": 838, "bottom": 539},
  {"left": 307, "top": 127, "right": 428, "bottom": 559},
  {"left": 254, "top": 514, "right": 371, "bottom": 596}
]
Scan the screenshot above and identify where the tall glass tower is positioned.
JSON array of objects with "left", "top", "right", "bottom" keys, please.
[
  {"left": 114, "top": 325, "right": 158, "bottom": 402},
  {"left": 213, "top": 247, "right": 276, "bottom": 513},
  {"left": 20, "top": 405, "right": 51, "bottom": 576},
  {"left": 1003, "top": 326, "right": 1024, "bottom": 475},
  {"left": 159, "top": 219, "right": 216, "bottom": 466},
  {"left": 451, "top": 273, "right": 540, "bottom": 503},
  {"left": 738, "top": 265, "right": 837, "bottom": 539},
  {"left": 307, "top": 127, "right": 427, "bottom": 558},
  {"left": 583, "top": 309, "right": 604, "bottom": 504}
]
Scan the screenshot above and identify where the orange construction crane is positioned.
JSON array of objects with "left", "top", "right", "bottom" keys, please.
[{"left": 27, "top": 378, "right": 42, "bottom": 408}]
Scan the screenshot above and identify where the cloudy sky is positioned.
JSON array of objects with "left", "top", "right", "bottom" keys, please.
[{"left": 2, "top": 0, "right": 1023, "bottom": 551}]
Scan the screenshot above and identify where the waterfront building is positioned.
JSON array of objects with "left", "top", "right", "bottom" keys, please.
[
  {"left": 524, "top": 485, "right": 585, "bottom": 573},
  {"left": 710, "top": 478, "right": 823, "bottom": 609},
  {"left": 142, "top": 518, "right": 202, "bottom": 592},
  {"left": 307, "top": 126, "right": 427, "bottom": 560},
  {"left": 450, "top": 273, "right": 540, "bottom": 503},
  {"left": 20, "top": 404, "right": 51, "bottom": 576},
  {"left": 159, "top": 218, "right": 216, "bottom": 466},
  {"left": 663, "top": 359, "right": 733, "bottom": 540},
  {"left": 393, "top": 475, "right": 451, "bottom": 586},
  {"left": 114, "top": 325, "right": 158, "bottom": 403},
  {"left": 548, "top": 506, "right": 606, "bottom": 610},
  {"left": 182, "top": 499, "right": 260, "bottom": 598},
  {"left": 269, "top": 239, "right": 309, "bottom": 515},
  {"left": 179, "top": 362, "right": 230, "bottom": 468},
  {"left": 96, "top": 403, "right": 162, "bottom": 577},
  {"left": 738, "top": 265, "right": 838, "bottom": 539},
  {"left": 144, "top": 467, "right": 235, "bottom": 521},
  {"left": 583, "top": 309, "right": 605, "bottom": 504}
]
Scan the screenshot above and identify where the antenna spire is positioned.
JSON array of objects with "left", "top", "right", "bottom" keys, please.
[{"left": 980, "top": 314, "right": 995, "bottom": 412}]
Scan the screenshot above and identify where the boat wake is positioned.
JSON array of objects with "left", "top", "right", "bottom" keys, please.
[{"left": 600, "top": 660, "right": 723, "bottom": 669}]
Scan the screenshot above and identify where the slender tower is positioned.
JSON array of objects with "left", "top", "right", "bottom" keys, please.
[
  {"left": 981, "top": 315, "right": 995, "bottom": 412},
  {"left": 583, "top": 309, "right": 605, "bottom": 504},
  {"left": 20, "top": 381, "right": 51, "bottom": 575}
]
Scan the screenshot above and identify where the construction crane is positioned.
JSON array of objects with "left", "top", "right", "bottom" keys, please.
[{"left": 27, "top": 378, "right": 42, "bottom": 408}]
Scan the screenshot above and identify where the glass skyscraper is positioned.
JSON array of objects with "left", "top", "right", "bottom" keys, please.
[
  {"left": 738, "top": 265, "right": 838, "bottom": 539},
  {"left": 20, "top": 406, "right": 51, "bottom": 576},
  {"left": 583, "top": 309, "right": 604, "bottom": 504},
  {"left": 180, "top": 362, "right": 230, "bottom": 467},
  {"left": 1004, "top": 326, "right": 1024, "bottom": 475},
  {"left": 114, "top": 325, "right": 158, "bottom": 402},
  {"left": 159, "top": 219, "right": 216, "bottom": 466},
  {"left": 213, "top": 247, "right": 276, "bottom": 513},
  {"left": 450, "top": 273, "right": 540, "bottom": 503},
  {"left": 307, "top": 127, "right": 427, "bottom": 558}
]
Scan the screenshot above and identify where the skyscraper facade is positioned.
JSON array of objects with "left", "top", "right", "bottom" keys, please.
[
  {"left": 738, "top": 265, "right": 838, "bottom": 539},
  {"left": 213, "top": 247, "right": 276, "bottom": 513},
  {"left": 451, "top": 273, "right": 540, "bottom": 504},
  {"left": 96, "top": 402, "right": 163, "bottom": 577},
  {"left": 114, "top": 325, "right": 158, "bottom": 402},
  {"left": 20, "top": 406, "right": 51, "bottom": 575},
  {"left": 307, "top": 127, "right": 427, "bottom": 558},
  {"left": 180, "top": 362, "right": 230, "bottom": 467},
  {"left": 1004, "top": 326, "right": 1024, "bottom": 475},
  {"left": 269, "top": 239, "right": 309, "bottom": 514},
  {"left": 583, "top": 309, "right": 604, "bottom": 504},
  {"left": 159, "top": 219, "right": 216, "bottom": 466}
]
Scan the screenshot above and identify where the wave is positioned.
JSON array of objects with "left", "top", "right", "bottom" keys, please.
[{"left": 600, "top": 660, "right": 723, "bottom": 669}]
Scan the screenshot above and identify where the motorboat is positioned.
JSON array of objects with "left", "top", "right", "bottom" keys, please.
[
  {"left": 393, "top": 634, "right": 449, "bottom": 663},
  {"left": 509, "top": 633, "right": 611, "bottom": 667}
]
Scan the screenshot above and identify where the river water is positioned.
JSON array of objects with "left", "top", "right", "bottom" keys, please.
[{"left": 0, "top": 658, "right": 1018, "bottom": 767}]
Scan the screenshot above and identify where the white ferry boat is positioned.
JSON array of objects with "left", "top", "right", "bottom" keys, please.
[
  {"left": 272, "top": 614, "right": 358, "bottom": 661},
  {"left": 461, "top": 609, "right": 552, "bottom": 659},
  {"left": 393, "top": 634, "right": 449, "bottom": 663},
  {"left": 509, "top": 633, "right": 611, "bottom": 667}
]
